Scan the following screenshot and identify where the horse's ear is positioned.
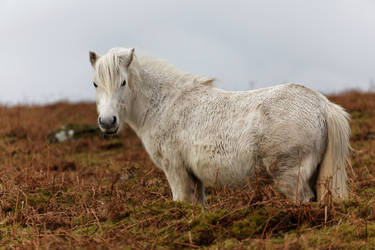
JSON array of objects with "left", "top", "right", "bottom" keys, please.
[
  {"left": 89, "top": 51, "right": 100, "bottom": 67},
  {"left": 126, "top": 48, "right": 135, "bottom": 67}
]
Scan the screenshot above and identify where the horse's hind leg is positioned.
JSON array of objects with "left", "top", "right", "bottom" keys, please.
[
  {"left": 273, "top": 154, "right": 318, "bottom": 202},
  {"left": 164, "top": 167, "right": 206, "bottom": 204}
]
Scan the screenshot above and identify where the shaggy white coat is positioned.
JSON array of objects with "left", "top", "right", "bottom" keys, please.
[{"left": 89, "top": 48, "right": 351, "bottom": 203}]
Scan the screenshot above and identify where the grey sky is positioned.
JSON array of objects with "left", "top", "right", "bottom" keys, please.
[{"left": 0, "top": 0, "right": 374, "bottom": 105}]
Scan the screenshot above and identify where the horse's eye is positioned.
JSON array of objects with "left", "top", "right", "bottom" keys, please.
[
  {"left": 93, "top": 82, "right": 98, "bottom": 88},
  {"left": 121, "top": 80, "right": 126, "bottom": 87}
]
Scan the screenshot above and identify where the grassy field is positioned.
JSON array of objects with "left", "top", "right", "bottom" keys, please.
[{"left": 0, "top": 91, "right": 374, "bottom": 249}]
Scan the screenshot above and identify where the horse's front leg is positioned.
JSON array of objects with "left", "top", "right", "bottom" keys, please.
[{"left": 163, "top": 165, "right": 206, "bottom": 204}]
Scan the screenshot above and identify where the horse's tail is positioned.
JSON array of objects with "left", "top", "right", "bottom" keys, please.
[{"left": 317, "top": 100, "right": 351, "bottom": 202}]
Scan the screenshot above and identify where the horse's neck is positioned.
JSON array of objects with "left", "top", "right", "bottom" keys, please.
[
  {"left": 126, "top": 61, "right": 189, "bottom": 133},
  {"left": 140, "top": 59, "right": 193, "bottom": 91}
]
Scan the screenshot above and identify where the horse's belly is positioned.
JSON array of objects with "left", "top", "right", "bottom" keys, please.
[{"left": 188, "top": 149, "right": 256, "bottom": 187}]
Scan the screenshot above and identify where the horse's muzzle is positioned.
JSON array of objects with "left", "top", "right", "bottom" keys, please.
[{"left": 98, "top": 115, "right": 119, "bottom": 134}]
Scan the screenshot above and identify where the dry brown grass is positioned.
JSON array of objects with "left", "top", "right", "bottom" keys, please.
[{"left": 0, "top": 91, "right": 375, "bottom": 249}]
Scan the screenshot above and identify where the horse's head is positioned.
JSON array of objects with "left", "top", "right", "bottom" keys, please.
[{"left": 89, "top": 48, "right": 135, "bottom": 135}]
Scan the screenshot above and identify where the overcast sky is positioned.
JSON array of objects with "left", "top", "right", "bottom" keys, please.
[{"left": 0, "top": 0, "right": 374, "bottom": 105}]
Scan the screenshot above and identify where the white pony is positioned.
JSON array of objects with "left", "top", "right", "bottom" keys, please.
[{"left": 89, "top": 47, "right": 351, "bottom": 203}]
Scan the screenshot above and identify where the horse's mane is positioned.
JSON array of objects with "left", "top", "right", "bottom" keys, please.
[
  {"left": 136, "top": 52, "right": 215, "bottom": 87},
  {"left": 96, "top": 48, "right": 215, "bottom": 89}
]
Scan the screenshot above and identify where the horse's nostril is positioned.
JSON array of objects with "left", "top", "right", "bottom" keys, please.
[
  {"left": 99, "top": 117, "right": 103, "bottom": 125},
  {"left": 112, "top": 116, "right": 117, "bottom": 125}
]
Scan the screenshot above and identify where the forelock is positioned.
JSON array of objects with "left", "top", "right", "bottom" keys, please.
[{"left": 95, "top": 51, "right": 121, "bottom": 90}]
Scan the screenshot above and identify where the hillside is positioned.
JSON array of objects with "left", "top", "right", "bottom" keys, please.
[{"left": 0, "top": 91, "right": 374, "bottom": 249}]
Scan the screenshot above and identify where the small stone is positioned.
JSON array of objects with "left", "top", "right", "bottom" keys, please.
[
  {"left": 68, "top": 129, "right": 74, "bottom": 138},
  {"left": 55, "top": 131, "right": 68, "bottom": 142}
]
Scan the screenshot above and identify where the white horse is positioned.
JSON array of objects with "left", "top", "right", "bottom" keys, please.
[{"left": 89, "top": 47, "right": 351, "bottom": 203}]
